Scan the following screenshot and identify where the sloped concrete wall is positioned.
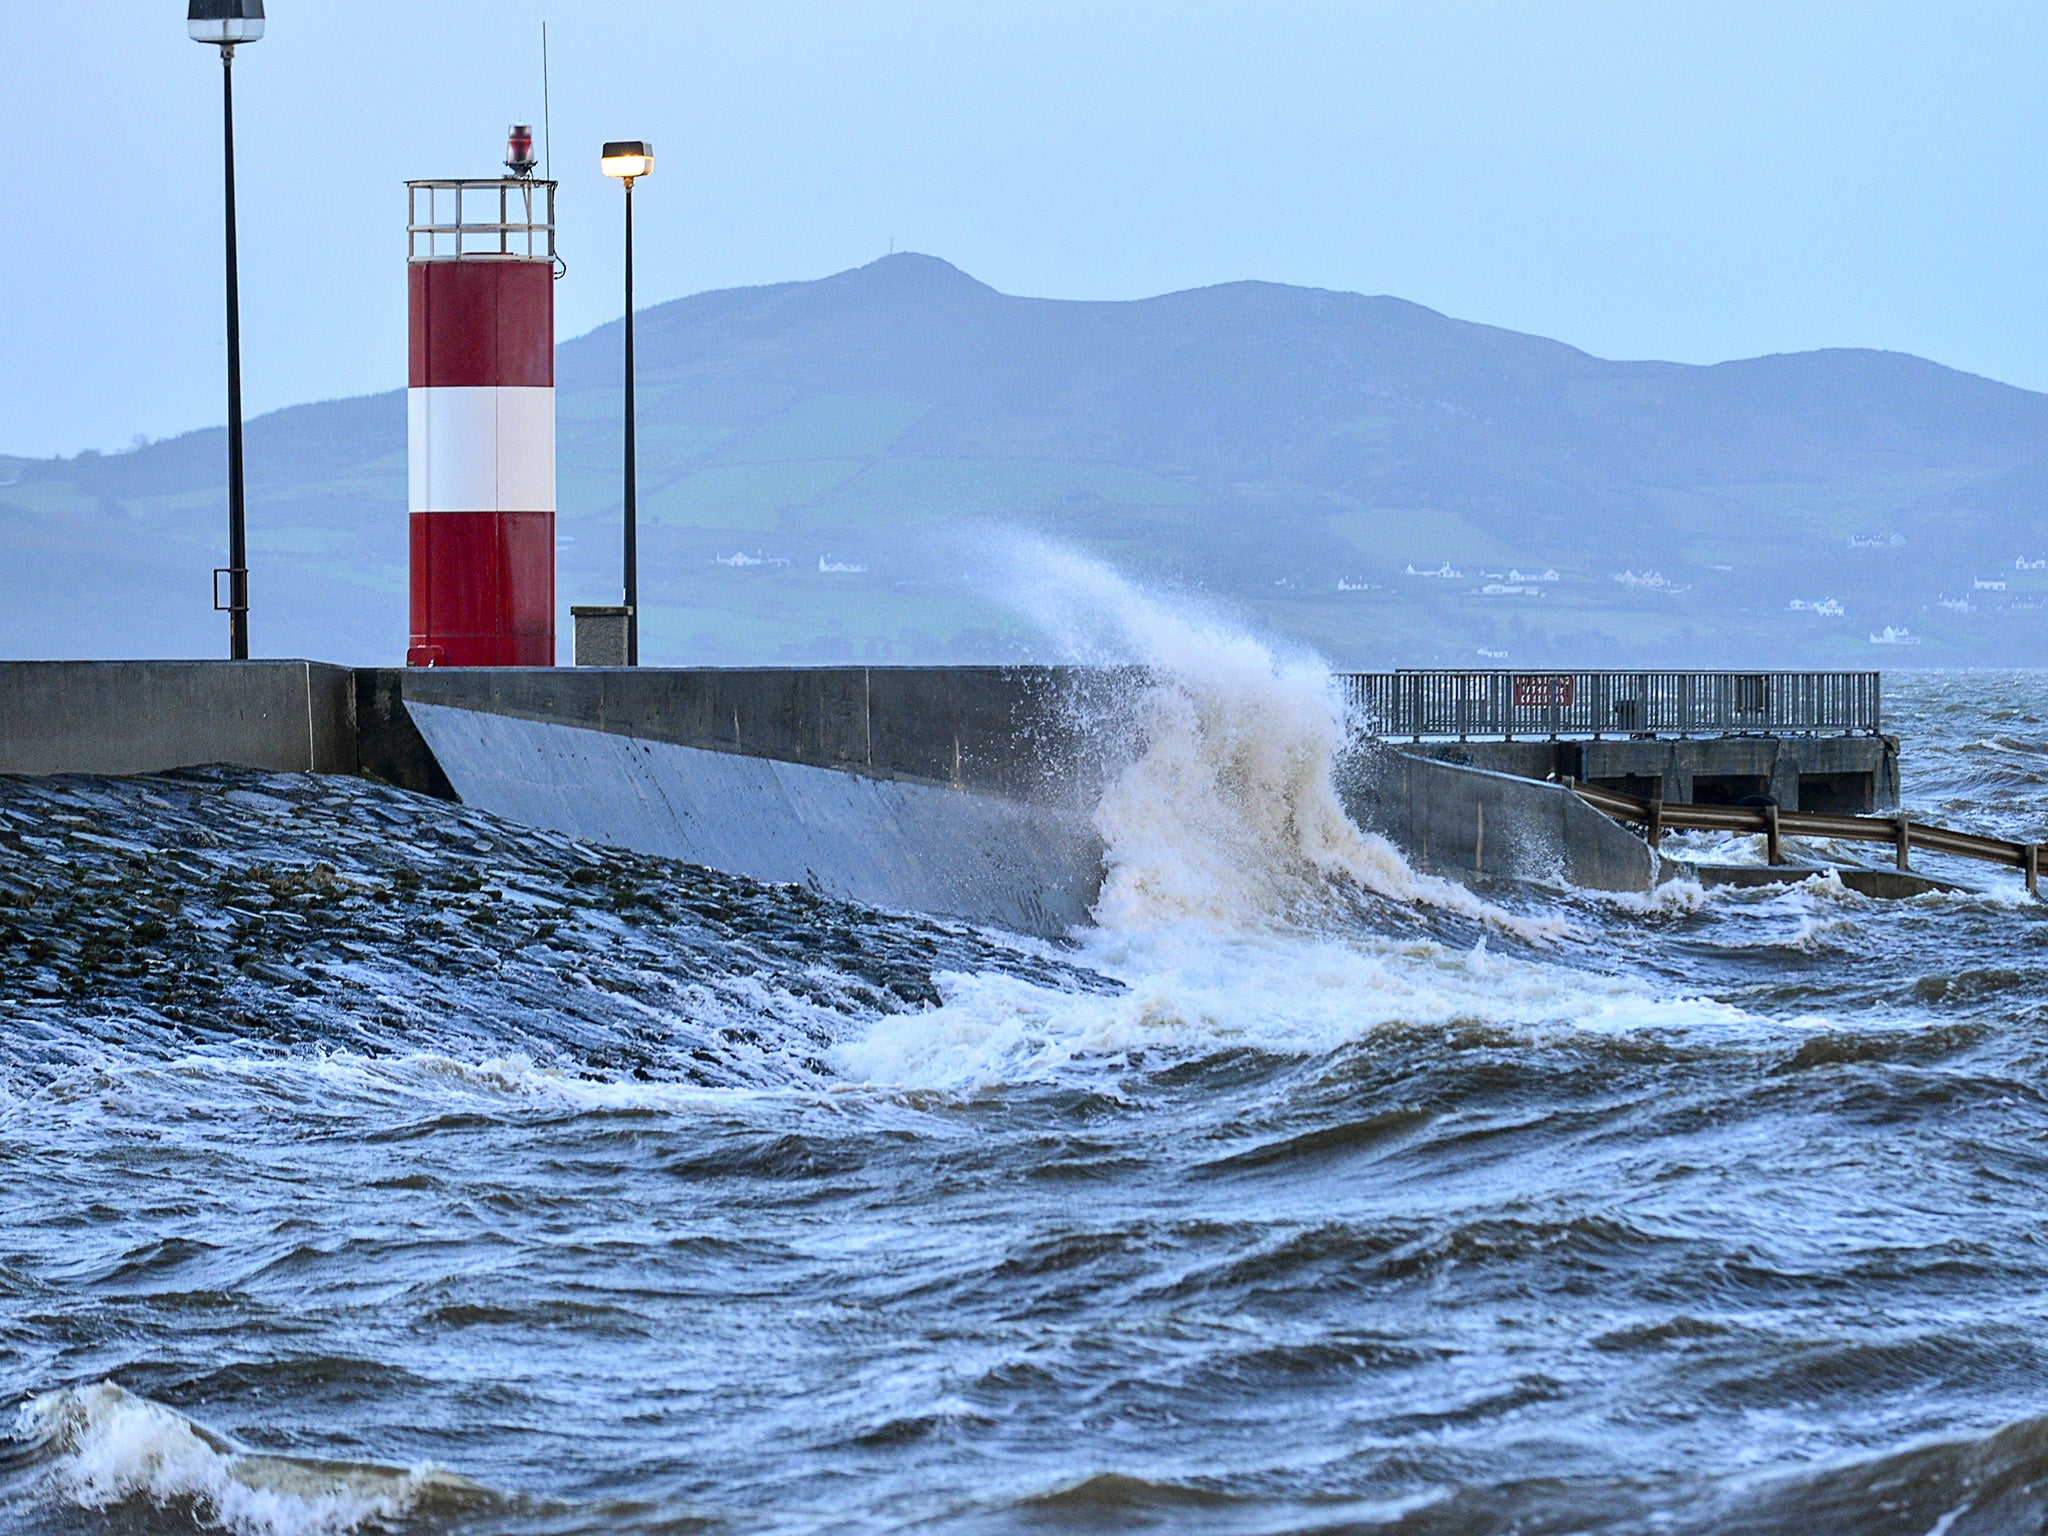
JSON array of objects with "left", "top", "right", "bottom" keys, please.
[
  {"left": 405, "top": 701, "right": 1104, "bottom": 936},
  {"left": 1339, "top": 745, "right": 1658, "bottom": 893}
]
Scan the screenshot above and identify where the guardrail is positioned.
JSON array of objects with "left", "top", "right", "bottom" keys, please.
[
  {"left": 1566, "top": 778, "right": 2040, "bottom": 896},
  {"left": 1343, "top": 670, "right": 1881, "bottom": 739}
]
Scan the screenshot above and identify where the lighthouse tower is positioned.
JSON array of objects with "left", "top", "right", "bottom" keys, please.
[{"left": 404, "top": 131, "right": 557, "bottom": 666}]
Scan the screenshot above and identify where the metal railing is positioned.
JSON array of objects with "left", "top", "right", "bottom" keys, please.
[
  {"left": 406, "top": 179, "right": 557, "bottom": 261},
  {"left": 1343, "top": 670, "right": 1882, "bottom": 739},
  {"left": 1569, "top": 779, "right": 2039, "bottom": 896}
]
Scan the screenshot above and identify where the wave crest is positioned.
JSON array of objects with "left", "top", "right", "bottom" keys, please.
[{"left": 15, "top": 1381, "right": 486, "bottom": 1536}]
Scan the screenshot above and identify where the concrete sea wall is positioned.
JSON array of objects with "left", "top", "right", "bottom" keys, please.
[
  {"left": 0, "top": 661, "right": 356, "bottom": 777},
  {"left": 1, "top": 659, "right": 1680, "bottom": 924},
  {"left": 0, "top": 662, "right": 1131, "bottom": 938},
  {"left": 357, "top": 665, "right": 1138, "bottom": 804}
]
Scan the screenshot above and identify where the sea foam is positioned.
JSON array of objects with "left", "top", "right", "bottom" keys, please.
[{"left": 827, "top": 928, "right": 1748, "bottom": 1093}]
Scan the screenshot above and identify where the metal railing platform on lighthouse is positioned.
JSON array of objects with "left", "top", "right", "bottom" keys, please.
[{"left": 406, "top": 178, "right": 557, "bottom": 261}]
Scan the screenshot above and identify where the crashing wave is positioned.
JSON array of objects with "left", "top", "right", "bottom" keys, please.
[{"left": 995, "top": 537, "right": 1567, "bottom": 942}]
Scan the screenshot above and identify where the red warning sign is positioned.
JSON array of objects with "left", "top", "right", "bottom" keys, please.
[{"left": 1514, "top": 675, "right": 1575, "bottom": 708}]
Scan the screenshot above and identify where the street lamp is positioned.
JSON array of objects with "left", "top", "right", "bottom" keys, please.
[
  {"left": 601, "top": 141, "right": 652, "bottom": 666},
  {"left": 188, "top": 0, "right": 265, "bottom": 660}
]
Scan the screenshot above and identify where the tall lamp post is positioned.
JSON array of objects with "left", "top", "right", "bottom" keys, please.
[
  {"left": 600, "top": 141, "right": 653, "bottom": 666},
  {"left": 188, "top": 0, "right": 264, "bottom": 660}
]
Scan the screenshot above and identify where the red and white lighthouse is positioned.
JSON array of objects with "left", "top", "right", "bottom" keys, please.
[{"left": 404, "top": 144, "right": 557, "bottom": 666}]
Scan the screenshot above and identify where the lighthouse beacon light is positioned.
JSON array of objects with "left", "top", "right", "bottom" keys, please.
[
  {"left": 403, "top": 136, "right": 559, "bottom": 667},
  {"left": 506, "top": 123, "right": 537, "bottom": 178}
]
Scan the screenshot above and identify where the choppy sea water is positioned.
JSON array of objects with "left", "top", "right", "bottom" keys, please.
[{"left": 2, "top": 662, "right": 2045, "bottom": 1536}]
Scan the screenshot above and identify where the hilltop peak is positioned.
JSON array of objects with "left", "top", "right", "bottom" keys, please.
[{"left": 834, "top": 251, "right": 996, "bottom": 295}]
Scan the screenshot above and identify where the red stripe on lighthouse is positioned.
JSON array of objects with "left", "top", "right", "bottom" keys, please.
[
  {"left": 408, "top": 261, "right": 554, "bottom": 388},
  {"left": 409, "top": 512, "right": 555, "bottom": 666}
]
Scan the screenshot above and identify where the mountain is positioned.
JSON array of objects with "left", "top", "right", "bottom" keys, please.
[{"left": 6, "top": 252, "right": 2046, "bottom": 667}]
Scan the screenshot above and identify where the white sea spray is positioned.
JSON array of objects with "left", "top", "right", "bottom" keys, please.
[{"left": 992, "top": 537, "right": 1568, "bottom": 941}]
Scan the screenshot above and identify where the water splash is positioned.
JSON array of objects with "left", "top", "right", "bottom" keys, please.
[
  {"left": 816, "top": 541, "right": 1630, "bottom": 1093},
  {"left": 994, "top": 537, "right": 1564, "bottom": 940}
]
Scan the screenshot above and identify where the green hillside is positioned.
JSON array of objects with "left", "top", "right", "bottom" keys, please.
[{"left": 6, "top": 253, "right": 2047, "bottom": 667}]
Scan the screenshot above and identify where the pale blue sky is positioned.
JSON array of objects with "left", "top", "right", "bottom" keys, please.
[{"left": 4, "top": 1, "right": 2045, "bottom": 457}]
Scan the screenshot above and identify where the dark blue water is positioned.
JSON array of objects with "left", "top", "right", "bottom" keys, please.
[{"left": 3, "top": 669, "right": 2045, "bottom": 1536}]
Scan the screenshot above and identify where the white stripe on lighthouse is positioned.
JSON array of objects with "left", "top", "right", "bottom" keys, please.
[{"left": 407, "top": 387, "right": 556, "bottom": 513}]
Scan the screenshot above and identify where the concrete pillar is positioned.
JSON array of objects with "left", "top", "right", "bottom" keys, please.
[
  {"left": 572, "top": 606, "right": 631, "bottom": 666},
  {"left": 1876, "top": 737, "right": 1901, "bottom": 811},
  {"left": 1768, "top": 744, "right": 1802, "bottom": 809},
  {"left": 1665, "top": 742, "right": 1697, "bottom": 805}
]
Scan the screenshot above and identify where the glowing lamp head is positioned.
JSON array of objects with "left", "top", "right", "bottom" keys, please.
[
  {"left": 507, "top": 124, "right": 538, "bottom": 178},
  {"left": 187, "top": 0, "right": 265, "bottom": 45},
  {"left": 601, "top": 141, "right": 654, "bottom": 181}
]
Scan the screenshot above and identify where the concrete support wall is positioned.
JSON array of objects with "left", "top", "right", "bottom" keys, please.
[
  {"left": 366, "top": 665, "right": 1140, "bottom": 808},
  {"left": 0, "top": 661, "right": 355, "bottom": 777},
  {"left": 1339, "top": 746, "right": 1659, "bottom": 893}
]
